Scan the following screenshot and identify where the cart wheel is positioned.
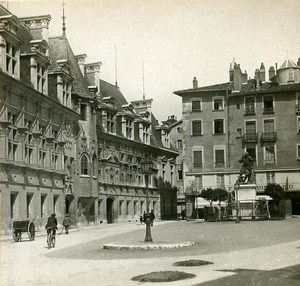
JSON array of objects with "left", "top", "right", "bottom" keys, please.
[
  {"left": 13, "top": 231, "right": 19, "bottom": 242},
  {"left": 27, "top": 222, "right": 35, "bottom": 241}
]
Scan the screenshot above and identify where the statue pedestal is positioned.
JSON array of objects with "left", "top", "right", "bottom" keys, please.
[
  {"left": 235, "top": 183, "right": 256, "bottom": 201},
  {"left": 234, "top": 183, "right": 257, "bottom": 219}
]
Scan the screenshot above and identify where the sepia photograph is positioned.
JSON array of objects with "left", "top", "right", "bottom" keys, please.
[{"left": 0, "top": 0, "right": 299, "bottom": 285}]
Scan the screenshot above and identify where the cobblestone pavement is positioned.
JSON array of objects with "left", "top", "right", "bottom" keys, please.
[{"left": 1, "top": 218, "right": 300, "bottom": 286}]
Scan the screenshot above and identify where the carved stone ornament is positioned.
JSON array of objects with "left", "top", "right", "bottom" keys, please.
[
  {"left": 110, "top": 167, "right": 114, "bottom": 180},
  {"left": 0, "top": 128, "right": 10, "bottom": 137}
]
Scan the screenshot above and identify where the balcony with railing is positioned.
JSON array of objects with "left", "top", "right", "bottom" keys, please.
[
  {"left": 261, "top": 132, "right": 277, "bottom": 142},
  {"left": 214, "top": 162, "right": 225, "bottom": 168},
  {"left": 264, "top": 159, "right": 276, "bottom": 165},
  {"left": 242, "top": 133, "right": 258, "bottom": 143},
  {"left": 244, "top": 108, "right": 255, "bottom": 116},
  {"left": 193, "top": 163, "right": 203, "bottom": 169},
  {"left": 263, "top": 107, "right": 274, "bottom": 114}
]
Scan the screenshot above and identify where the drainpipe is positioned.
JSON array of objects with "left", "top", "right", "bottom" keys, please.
[{"left": 226, "top": 89, "right": 231, "bottom": 169}]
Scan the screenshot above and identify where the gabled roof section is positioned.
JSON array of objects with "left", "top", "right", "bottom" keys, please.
[
  {"left": 99, "top": 80, "right": 128, "bottom": 110},
  {"left": 170, "top": 119, "right": 183, "bottom": 129},
  {"left": 278, "top": 59, "right": 300, "bottom": 70},
  {"left": 48, "top": 36, "right": 91, "bottom": 98},
  {"left": 150, "top": 113, "right": 163, "bottom": 148},
  {"left": 174, "top": 82, "right": 232, "bottom": 96}
]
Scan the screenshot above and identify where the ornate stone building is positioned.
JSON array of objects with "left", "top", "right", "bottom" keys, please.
[
  {"left": 0, "top": 5, "right": 178, "bottom": 233},
  {"left": 0, "top": 6, "right": 80, "bottom": 233}
]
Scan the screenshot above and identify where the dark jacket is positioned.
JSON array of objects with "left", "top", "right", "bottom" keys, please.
[
  {"left": 150, "top": 211, "right": 155, "bottom": 221},
  {"left": 45, "top": 216, "right": 58, "bottom": 229},
  {"left": 62, "top": 216, "right": 71, "bottom": 226}
]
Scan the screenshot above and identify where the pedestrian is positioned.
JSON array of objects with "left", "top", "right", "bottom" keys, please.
[
  {"left": 139, "top": 214, "right": 143, "bottom": 224},
  {"left": 181, "top": 209, "right": 186, "bottom": 220},
  {"left": 150, "top": 210, "right": 155, "bottom": 226},
  {"left": 62, "top": 214, "right": 71, "bottom": 234},
  {"left": 143, "top": 211, "right": 146, "bottom": 223}
]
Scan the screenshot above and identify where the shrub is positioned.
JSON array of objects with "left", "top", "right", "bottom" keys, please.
[{"left": 264, "top": 183, "right": 284, "bottom": 202}]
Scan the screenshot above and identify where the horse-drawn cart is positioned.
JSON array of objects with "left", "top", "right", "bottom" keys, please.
[{"left": 12, "top": 220, "right": 35, "bottom": 242}]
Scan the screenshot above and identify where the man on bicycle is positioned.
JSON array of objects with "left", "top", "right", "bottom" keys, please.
[{"left": 45, "top": 213, "right": 58, "bottom": 236}]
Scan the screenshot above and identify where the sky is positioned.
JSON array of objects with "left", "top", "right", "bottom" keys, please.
[{"left": 3, "top": 0, "right": 300, "bottom": 122}]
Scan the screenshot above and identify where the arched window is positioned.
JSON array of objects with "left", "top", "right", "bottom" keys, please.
[{"left": 81, "top": 155, "right": 88, "bottom": 175}]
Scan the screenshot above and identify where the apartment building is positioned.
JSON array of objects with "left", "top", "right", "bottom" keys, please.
[{"left": 174, "top": 58, "right": 300, "bottom": 216}]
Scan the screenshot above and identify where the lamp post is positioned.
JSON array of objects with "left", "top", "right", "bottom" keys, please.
[{"left": 140, "top": 155, "right": 154, "bottom": 242}]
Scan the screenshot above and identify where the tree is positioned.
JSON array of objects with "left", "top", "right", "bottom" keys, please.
[
  {"left": 264, "top": 183, "right": 284, "bottom": 203},
  {"left": 199, "top": 188, "right": 218, "bottom": 207},
  {"left": 214, "top": 188, "right": 228, "bottom": 204}
]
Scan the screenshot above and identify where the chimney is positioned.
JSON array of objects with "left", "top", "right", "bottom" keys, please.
[
  {"left": 233, "top": 64, "right": 242, "bottom": 92},
  {"left": 269, "top": 66, "right": 275, "bottom": 81},
  {"left": 75, "top": 54, "right": 87, "bottom": 75},
  {"left": 297, "top": 58, "right": 300, "bottom": 67},
  {"left": 193, "top": 77, "right": 198, "bottom": 89},
  {"left": 84, "top": 62, "right": 102, "bottom": 91},
  {"left": 260, "top": 63, "right": 265, "bottom": 82},
  {"left": 229, "top": 62, "right": 234, "bottom": 82},
  {"left": 242, "top": 70, "right": 248, "bottom": 83},
  {"left": 275, "top": 63, "right": 278, "bottom": 74},
  {"left": 20, "top": 15, "right": 52, "bottom": 44},
  {"left": 254, "top": 68, "right": 260, "bottom": 80}
]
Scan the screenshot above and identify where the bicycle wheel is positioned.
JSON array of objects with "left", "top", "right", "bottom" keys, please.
[
  {"left": 47, "top": 233, "right": 52, "bottom": 249},
  {"left": 51, "top": 236, "right": 55, "bottom": 248},
  {"left": 27, "top": 222, "right": 35, "bottom": 241},
  {"left": 13, "top": 231, "right": 20, "bottom": 242}
]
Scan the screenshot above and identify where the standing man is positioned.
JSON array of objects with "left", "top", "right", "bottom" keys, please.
[
  {"left": 150, "top": 210, "right": 155, "bottom": 226},
  {"left": 62, "top": 214, "right": 71, "bottom": 234}
]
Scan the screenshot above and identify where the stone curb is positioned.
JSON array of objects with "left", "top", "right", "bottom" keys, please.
[{"left": 103, "top": 241, "right": 195, "bottom": 250}]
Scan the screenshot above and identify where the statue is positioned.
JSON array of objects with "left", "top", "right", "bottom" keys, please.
[{"left": 237, "top": 152, "right": 255, "bottom": 183}]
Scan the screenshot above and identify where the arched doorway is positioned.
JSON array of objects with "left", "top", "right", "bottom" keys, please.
[{"left": 106, "top": 198, "right": 114, "bottom": 223}]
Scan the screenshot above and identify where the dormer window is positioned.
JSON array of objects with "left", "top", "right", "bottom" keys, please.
[
  {"left": 107, "top": 112, "right": 115, "bottom": 134},
  {"left": 6, "top": 42, "right": 19, "bottom": 78},
  {"left": 143, "top": 125, "right": 149, "bottom": 144},
  {"left": 63, "top": 80, "right": 71, "bottom": 107},
  {"left": 37, "top": 63, "right": 47, "bottom": 94},
  {"left": 126, "top": 119, "right": 133, "bottom": 139}
]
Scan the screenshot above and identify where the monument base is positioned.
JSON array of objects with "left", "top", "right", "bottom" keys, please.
[{"left": 235, "top": 183, "right": 256, "bottom": 201}]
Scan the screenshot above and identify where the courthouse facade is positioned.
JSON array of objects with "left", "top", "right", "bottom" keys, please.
[{"left": 0, "top": 5, "right": 178, "bottom": 234}]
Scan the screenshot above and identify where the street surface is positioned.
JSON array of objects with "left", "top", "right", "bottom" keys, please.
[{"left": 1, "top": 218, "right": 300, "bottom": 285}]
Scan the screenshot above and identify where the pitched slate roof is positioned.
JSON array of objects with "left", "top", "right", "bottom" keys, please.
[
  {"left": 231, "top": 82, "right": 300, "bottom": 96},
  {"left": 278, "top": 59, "right": 300, "bottom": 70},
  {"left": 174, "top": 82, "right": 233, "bottom": 95},
  {"left": 48, "top": 36, "right": 91, "bottom": 98},
  {"left": 99, "top": 80, "right": 128, "bottom": 110}
]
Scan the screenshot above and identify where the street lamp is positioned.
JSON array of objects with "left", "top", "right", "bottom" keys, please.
[{"left": 140, "top": 155, "right": 154, "bottom": 242}]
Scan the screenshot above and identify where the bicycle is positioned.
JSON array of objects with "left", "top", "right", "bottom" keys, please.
[{"left": 46, "top": 227, "right": 56, "bottom": 249}]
